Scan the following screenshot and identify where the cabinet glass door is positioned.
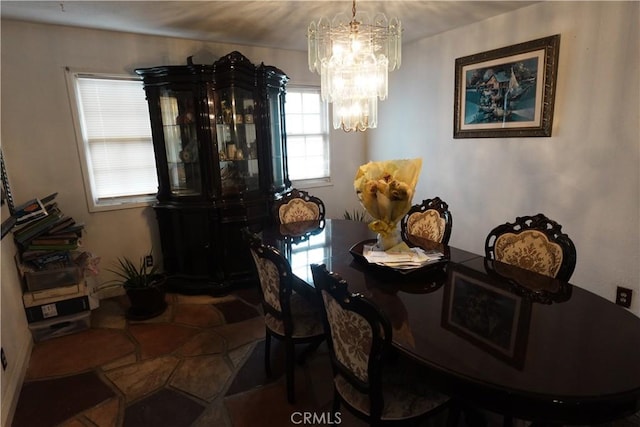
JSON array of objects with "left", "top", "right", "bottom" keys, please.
[
  {"left": 215, "top": 87, "right": 259, "bottom": 196},
  {"left": 159, "top": 88, "right": 202, "bottom": 197},
  {"left": 267, "top": 87, "right": 286, "bottom": 191}
]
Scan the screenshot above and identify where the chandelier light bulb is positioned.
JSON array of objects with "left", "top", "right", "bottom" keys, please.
[{"left": 308, "top": 0, "right": 402, "bottom": 132}]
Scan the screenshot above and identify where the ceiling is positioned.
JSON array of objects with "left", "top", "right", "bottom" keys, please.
[{"left": 1, "top": 1, "right": 537, "bottom": 52}]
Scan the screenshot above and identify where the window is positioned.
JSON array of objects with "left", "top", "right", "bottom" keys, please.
[
  {"left": 66, "top": 70, "right": 158, "bottom": 211},
  {"left": 284, "top": 87, "right": 330, "bottom": 183}
]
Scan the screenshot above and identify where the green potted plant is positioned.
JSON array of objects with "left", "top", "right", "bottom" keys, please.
[
  {"left": 106, "top": 253, "right": 167, "bottom": 320},
  {"left": 343, "top": 209, "right": 371, "bottom": 222}
]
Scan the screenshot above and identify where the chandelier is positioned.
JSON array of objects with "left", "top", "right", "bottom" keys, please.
[{"left": 308, "top": 0, "right": 402, "bottom": 132}]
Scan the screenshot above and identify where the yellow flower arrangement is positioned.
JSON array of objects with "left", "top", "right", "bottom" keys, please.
[{"left": 354, "top": 158, "right": 422, "bottom": 250}]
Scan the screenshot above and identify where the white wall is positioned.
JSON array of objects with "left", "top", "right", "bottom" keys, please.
[
  {"left": 369, "top": 1, "right": 640, "bottom": 314},
  {"left": 1, "top": 234, "right": 33, "bottom": 426}
]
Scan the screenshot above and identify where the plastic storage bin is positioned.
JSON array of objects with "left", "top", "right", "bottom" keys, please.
[
  {"left": 28, "top": 311, "right": 90, "bottom": 342},
  {"left": 23, "top": 265, "right": 82, "bottom": 292}
]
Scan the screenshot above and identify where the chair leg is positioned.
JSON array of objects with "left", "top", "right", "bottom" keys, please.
[
  {"left": 286, "top": 340, "right": 295, "bottom": 404},
  {"left": 332, "top": 389, "right": 340, "bottom": 415},
  {"left": 264, "top": 331, "right": 272, "bottom": 378}
]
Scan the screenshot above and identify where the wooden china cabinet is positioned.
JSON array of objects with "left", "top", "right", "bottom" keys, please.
[{"left": 136, "top": 51, "right": 290, "bottom": 293}]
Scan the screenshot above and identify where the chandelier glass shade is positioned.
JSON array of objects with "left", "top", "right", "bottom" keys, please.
[{"left": 308, "top": 1, "right": 402, "bottom": 132}]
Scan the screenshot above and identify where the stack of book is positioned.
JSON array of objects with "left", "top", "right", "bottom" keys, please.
[
  {"left": 13, "top": 193, "right": 84, "bottom": 267},
  {"left": 12, "top": 193, "right": 97, "bottom": 341},
  {"left": 13, "top": 197, "right": 48, "bottom": 225}
]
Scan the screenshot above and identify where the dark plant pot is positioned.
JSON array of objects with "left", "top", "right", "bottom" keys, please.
[{"left": 125, "top": 276, "right": 167, "bottom": 320}]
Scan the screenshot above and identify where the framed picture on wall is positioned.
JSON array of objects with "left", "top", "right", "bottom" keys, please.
[
  {"left": 442, "top": 263, "right": 531, "bottom": 369},
  {"left": 453, "top": 34, "right": 560, "bottom": 138}
]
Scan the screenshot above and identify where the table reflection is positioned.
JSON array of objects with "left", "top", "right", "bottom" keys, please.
[
  {"left": 265, "top": 219, "right": 333, "bottom": 284},
  {"left": 277, "top": 219, "right": 326, "bottom": 243},
  {"left": 483, "top": 258, "right": 573, "bottom": 304},
  {"left": 364, "top": 277, "right": 417, "bottom": 349},
  {"left": 443, "top": 263, "right": 532, "bottom": 370}
]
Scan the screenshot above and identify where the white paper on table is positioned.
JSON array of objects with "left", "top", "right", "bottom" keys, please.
[{"left": 362, "top": 243, "right": 444, "bottom": 270}]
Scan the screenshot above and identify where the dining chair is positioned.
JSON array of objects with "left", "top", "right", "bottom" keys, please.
[
  {"left": 310, "top": 263, "right": 458, "bottom": 426},
  {"left": 246, "top": 231, "right": 325, "bottom": 404},
  {"left": 400, "top": 197, "right": 453, "bottom": 245},
  {"left": 273, "top": 188, "right": 326, "bottom": 224},
  {"left": 485, "top": 213, "right": 576, "bottom": 282},
  {"left": 485, "top": 213, "right": 576, "bottom": 427}
]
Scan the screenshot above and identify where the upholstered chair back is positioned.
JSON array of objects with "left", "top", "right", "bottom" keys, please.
[
  {"left": 245, "top": 230, "right": 325, "bottom": 405},
  {"left": 322, "top": 288, "right": 374, "bottom": 383},
  {"left": 311, "top": 264, "right": 390, "bottom": 410},
  {"left": 274, "top": 189, "right": 326, "bottom": 224},
  {"left": 401, "top": 197, "right": 452, "bottom": 245},
  {"left": 247, "top": 234, "right": 293, "bottom": 333},
  {"left": 485, "top": 214, "right": 576, "bottom": 282},
  {"left": 311, "top": 264, "right": 453, "bottom": 424}
]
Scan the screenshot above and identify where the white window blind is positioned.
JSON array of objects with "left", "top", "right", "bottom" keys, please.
[
  {"left": 285, "top": 88, "right": 330, "bottom": 181},
  {"left": 73, "top": 75, "right": 158, "bottom": 205}
]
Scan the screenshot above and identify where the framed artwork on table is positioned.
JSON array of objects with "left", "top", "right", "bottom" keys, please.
[
  {"left": 453, "top": 34, "right": 560, "bottom": 138},
  {"left": 442, "top": 263, "right": 531, "bottom": 369}
]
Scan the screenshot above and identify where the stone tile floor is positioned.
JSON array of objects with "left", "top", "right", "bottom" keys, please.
[
  {"left": 11, "top": 287, "right": 371, "bottom": 427},
  {"left": 11, "top": 286, "right": 640, "bottom": 427}
]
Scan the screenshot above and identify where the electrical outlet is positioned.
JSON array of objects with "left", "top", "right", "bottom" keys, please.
[
  {"left": 1, "top": 348, "right": 7, "bottom": 371},
  {"left": 615, "top": 286, "right": 633, "bottom": 308},
  {"left": 144, "top": 255, "right": 153, "bottom": 268}
]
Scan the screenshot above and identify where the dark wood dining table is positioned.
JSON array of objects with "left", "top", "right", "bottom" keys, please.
[{"left": 261, "top": 219, "right": 640, "bottom": 425}]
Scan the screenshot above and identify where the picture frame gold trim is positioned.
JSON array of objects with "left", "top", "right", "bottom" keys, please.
[{"left": 454, "top": 34, "right": 560, "bottom": 138}]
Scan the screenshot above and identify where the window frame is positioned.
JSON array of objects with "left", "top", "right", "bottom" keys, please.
[
  {"left": 285, "top": 85, "right": 331, "bottom": 188},
  {"left": 65, "top": 68, "right": 158, "bottom": 212}
]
